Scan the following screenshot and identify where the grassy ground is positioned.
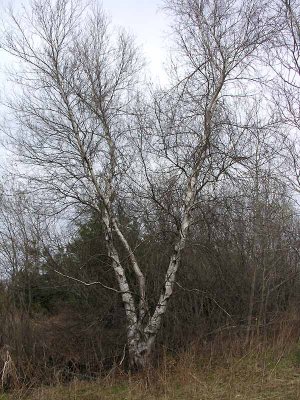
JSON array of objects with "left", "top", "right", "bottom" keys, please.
[{"left": 3, "top": 340, "right": 300, "bottom": 400}]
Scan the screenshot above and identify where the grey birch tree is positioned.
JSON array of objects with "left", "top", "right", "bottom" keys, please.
[{"left": 1, "top": 0, "right": 274, "bottom": 369}]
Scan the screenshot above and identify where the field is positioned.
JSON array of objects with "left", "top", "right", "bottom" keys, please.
[{"left": 3, "top": 338, "right": 300, "bottom": 400}]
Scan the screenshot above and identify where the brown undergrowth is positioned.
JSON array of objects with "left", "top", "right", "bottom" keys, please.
[{"left": 3, "top": 313, "right": 300, "bottom": 400}]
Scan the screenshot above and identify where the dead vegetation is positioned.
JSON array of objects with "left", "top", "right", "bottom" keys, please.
[{"left": 2, "top": 319, "right": 300, "bottom": 400}]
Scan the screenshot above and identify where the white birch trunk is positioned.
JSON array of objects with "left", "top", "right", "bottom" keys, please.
[
  {"left": 113, "top": 219, "right": 147, "bottom": 323},
  {"left": 102, "top": 210, "right": 141, "bottom": 364},
  {"left": 142, "top": 175, "right": 197, "bottom": 355}
]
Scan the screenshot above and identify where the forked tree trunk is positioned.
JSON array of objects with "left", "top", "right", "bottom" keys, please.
[{"left": 99, "top": 174, "right": 196, "bottom": 370}]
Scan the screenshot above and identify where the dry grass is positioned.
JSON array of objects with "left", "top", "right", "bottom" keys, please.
[
  {"left": 3, "top": 317, "right": 300, "bottom": 400},
  {"left": 4, "top": 336, "right": 300, "bottom": 400}
]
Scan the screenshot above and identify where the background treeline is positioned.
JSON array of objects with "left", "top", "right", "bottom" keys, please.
[{"left": 0, "top": 169, "right": 299, "bottom": 385}]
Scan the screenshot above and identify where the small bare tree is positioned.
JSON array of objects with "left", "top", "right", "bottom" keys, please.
[
  {"left": 1, "top": 0, "right": 273, "bottom": 369},
  {"left": 266, "top": 0, "right": 300, "bottom": 192}
]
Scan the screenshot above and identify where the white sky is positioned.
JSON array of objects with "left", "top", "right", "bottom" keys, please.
[
  {"left": 0, "top": 0, "right": 169, "bottom": 83},
  {"left": 0, "top": 0, "right": 170, "bottom": 167},
  {"left": 101, "top": 0, "right": 168, "bottom": 81}
]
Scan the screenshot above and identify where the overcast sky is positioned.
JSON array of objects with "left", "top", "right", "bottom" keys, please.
[
  {"left": 102, "top": 0, "right": 168, "bottom": 80},
  {"left": 0, "top": 0, "right": 169, "bottom": 85},
  {"left": 0, "top": 0, "right": 169, "bottom": 167}
]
